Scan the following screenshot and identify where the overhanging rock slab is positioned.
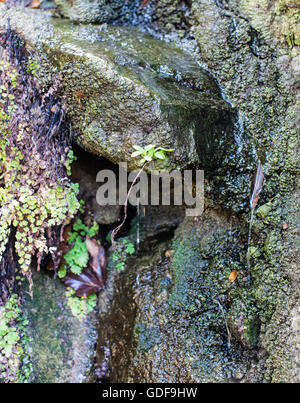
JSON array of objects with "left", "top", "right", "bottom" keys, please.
[{"left": 0, "top": 5, "right": 233, "bottom": 169}]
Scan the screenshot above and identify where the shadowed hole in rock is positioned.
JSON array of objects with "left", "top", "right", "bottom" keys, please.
[{"left": 71, "top": 144, "right": 185, "bottom": 249}]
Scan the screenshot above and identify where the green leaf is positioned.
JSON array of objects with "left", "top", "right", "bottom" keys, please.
[
  {"left": 126, "top": 243, "right": 135, "bottom": 255},
  {"left": 76, "top": 249, "right": 89, "bottom": 267},
  {"left": 58, "top": 265, "right": 67, "bottom": 279},
  {"left": 144, "top": 144, "right": 156, "bottom": 151},
  {"left": 131, "top": 150, "right": 143, "bottom": 157},
  {"left": 116, "top": 262, "right": 125, "bottom": 272},
  {"left": 154, "top": 151, "right": 166, "bottom": 160},
  {"left": 132, "top": 145, "right": 144, "bottom": 152},
  {"left": 69, "top": 264, "right": 83, "bottom": 275}
]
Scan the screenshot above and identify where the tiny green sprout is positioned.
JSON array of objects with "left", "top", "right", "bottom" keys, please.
[
  {"left": 58, "top": 265, "right": 67, "bottom": 279},
  {"left": 131, "top": 144, "right": 174, "bottom": 165},
  {"left": 111, "top": 238, "right": 135, "bottom": 272},
  {"left": 125, "top": 242, "right": 135, "bottom": 255}
]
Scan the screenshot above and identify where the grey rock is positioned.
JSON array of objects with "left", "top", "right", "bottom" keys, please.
[
  {"left": 97, "top": 213, "right": 253, "bottom": 382},
  {"left": 0, "top": 6, "right": 233, "bottom": 170},
  {"left": 131, "top": 204, "right": 186, "bottom": 240},
  {"left": 22, "top": 270, "right": 97, "bottom": 383}
]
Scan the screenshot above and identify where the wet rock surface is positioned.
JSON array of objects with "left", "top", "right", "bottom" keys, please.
[
  {"left": 0, "top": 5, "right": 233, "bottom": 171},
  {"left": 97, "top": 213, "right": 257, "bottom": 382},
  {"left": 189, "top": 0, "right": 299, "bottom": 383},
  {"left": 139, "top": 204, "right": 185, "bottom": 238},
  {"left": 22, "top": 270, "right": 97, "bottom": 383}
]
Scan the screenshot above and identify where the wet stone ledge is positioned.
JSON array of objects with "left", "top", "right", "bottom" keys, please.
[{"left": 0, "top": 5, "right": 233, "bottom": 170}]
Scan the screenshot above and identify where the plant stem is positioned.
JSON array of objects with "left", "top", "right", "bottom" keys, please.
[
  {"left": 214, "top": 297, "right": 231, "bottom": 349},
  {"left": 111, "top": 163, "right": 147, "bottom": 246}
]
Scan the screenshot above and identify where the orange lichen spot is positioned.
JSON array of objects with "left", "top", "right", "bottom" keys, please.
[
  {"left": 229, "top": 270, "right": 238, "bottom": 283},
  {"left": 28, "top": 0, "right": 41, "bottom": 8},
  {"left": 75, "top": 90, "right": 86, "bottom": 108}
]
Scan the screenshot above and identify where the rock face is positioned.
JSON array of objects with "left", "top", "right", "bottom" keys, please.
[
  {"left": 54, "top": 0, "right": 124, "bottom": 23},
  {"left": 112, "top": 0, "right": 299, "bottom": 382},
  {"left": 97, "top": 213, "right": 255, "bottom": 382},
  {"left": 0, "top": 5, "right": 233, "bottom": 170},
  {"left": 22, "top": 270, "right": 97, "bottom": 383},
  {"left": 98, "top": 206, "right": 298, "bottom": 383},
  {"left": 97, "top": 0, "right": 299, "bottom": 384},
  {"left": 190, "top": 0, "right": 299, "bottom": 383}
]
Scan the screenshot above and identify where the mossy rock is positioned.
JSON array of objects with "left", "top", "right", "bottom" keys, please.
[
  {"left": 99, "top": 214, "right": 258, "bottom": 382},
  {"left": 0, "top": 5, "right": 234, "bottom": 170},
  {"left": 191, "top": 0, "right": 299, "bottom": 382},
  {"left": 22, "top": 270, "right": 97, "bottom": 383}
]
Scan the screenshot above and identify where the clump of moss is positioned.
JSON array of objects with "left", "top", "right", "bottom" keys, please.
[
  {"left": 0, "top": 294, "right": 32, "bottom": 382},
  {"left": 0, "top": 28, "right": 80, "bottom": 294},
  {"left": 65, "top": 289, "right": 97, "bottom": 320}
]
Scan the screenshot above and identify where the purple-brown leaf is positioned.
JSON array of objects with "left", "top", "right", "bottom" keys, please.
[
  {"left": 63, "top": 270, "right": 104, "bottom": 297},
  {"left": 86, "top": 237, "right": 107, "bottom": 285},
  {"left": 63, "top": 237, "right": 107, "bottom": 297}
]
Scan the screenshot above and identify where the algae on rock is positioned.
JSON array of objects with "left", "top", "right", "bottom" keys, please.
[
  {"left": 0, "top": 5, "right": 234, "bottom": 170},
  {"left": 95, "top": 0, "right": 300, "bottom": 383},
  {"left": 190, "top": 0, "right": 299, "bottom": 382},
  {"left": 97, "top": 213, "right": 256, "bottom": 382},
  {"left": 22, "top": 270, "right": 97, "bottom": 383}
]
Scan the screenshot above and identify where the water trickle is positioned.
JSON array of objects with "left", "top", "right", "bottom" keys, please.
[
  {"left": 137, "top": 203, "right": 140, "bottom": 251},
  {"left": 247, "top": 162, "right": 264, "bottom": 284}
]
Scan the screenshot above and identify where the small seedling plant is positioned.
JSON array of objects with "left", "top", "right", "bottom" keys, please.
[
  {"left": 111, "top": 238, "right": 135, "bottom": 272},
  {"left": 131, "top": 144, "right": 174, "bottom": 165},
  {"left": 111, "top": 144, "right": 174, "bottom": 244}
]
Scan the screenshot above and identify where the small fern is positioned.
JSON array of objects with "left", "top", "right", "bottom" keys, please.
[{"left": 63, "top": 219, "right": 99, "bottom": 276}]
